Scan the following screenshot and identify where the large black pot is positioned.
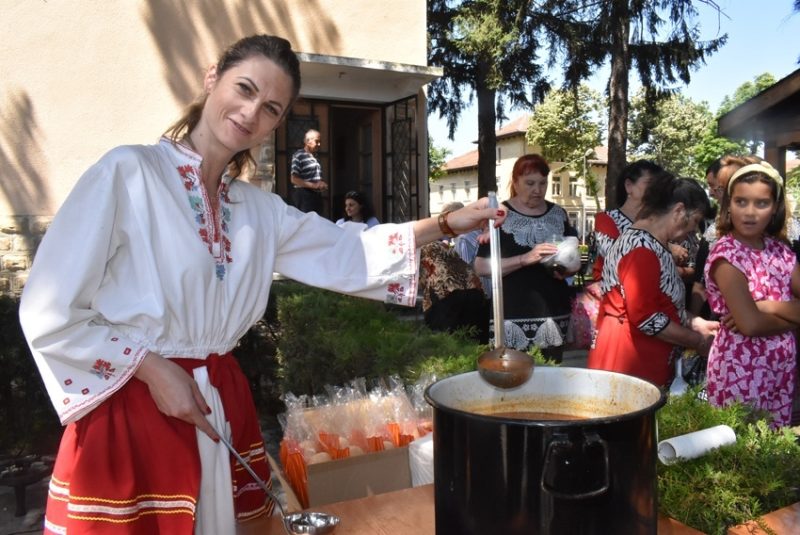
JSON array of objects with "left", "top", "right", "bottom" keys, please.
[{"left": 424, "top": 367, "right": 666, "bottom": 535}]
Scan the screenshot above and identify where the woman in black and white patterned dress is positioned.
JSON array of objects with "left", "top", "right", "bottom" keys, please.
[
  {"left": 588, "top": 174, "right": 718, "bottom": 386},
  {"left": 475, "top": 154, "right": 578, "bottom": 362}
]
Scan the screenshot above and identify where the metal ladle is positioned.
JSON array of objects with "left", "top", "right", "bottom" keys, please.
[
  {"left": 216, "top": 430, "right": 340, "bottom": 535},
  {"left": 476, "top": 192, "right": 535, "bottom": 389}
]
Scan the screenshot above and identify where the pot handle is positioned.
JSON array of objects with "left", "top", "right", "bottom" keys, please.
[{"left": 540, "top": 431, "right": 610, "bottom": 500}]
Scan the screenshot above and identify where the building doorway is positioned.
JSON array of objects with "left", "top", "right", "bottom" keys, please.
[
  {"left": 329, "top": 105, "right": 382, "bottom": 223},
  {"left": 274, "top": 100, "right": 382, "bottom": 222}
]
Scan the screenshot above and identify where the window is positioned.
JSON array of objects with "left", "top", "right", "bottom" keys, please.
[
  {"left": 569, "top": 175, "right": 579, "bottom": 197},
  {"left": 464, "top": 180, "right": 471, "bottom": 197},
  {"left": 451, "top": 182, "right": 457, "bottom": 196},
  {"left": 496, "top": 147, "right": 502, "bottom": 164},
  {"left": 568, "top": 212, "right": 579, "bottom": 230},
  {"left": 438, "top": 185, "right": 444, "bottom": 199},
  {"left": 552, "top": 177, "right": 562, "bottom": 196},
  {"left": 585, "top": 212, "right": 595, "bottom": 235}
]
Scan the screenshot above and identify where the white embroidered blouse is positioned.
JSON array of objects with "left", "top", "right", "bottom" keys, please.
[{"left": 20, "top": 138, "right": 419, "bottom": 425}]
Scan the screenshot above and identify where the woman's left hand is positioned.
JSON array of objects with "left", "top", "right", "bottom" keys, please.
[
  {"left": 415, "top": 197, "right": 509, "bottom": 247},
  {"left": 691, "top": 316, "right": 720, "bottom": 337},
  {"left": 668, "top": 242, "right": 689, "bottom": 266},
  {"left": 447, "top": 197, "right": 508, "bottom": 236},
  {"left": 720, "top": 312, "right": 738, "bottom": 332}
]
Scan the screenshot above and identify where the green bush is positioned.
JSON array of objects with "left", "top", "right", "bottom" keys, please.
[
  {"left": 232, "top": 300, "right": 284, "bottom": 421},
  {"left": 272, "top": 282, "right": 484, "bottom": 396},
  {"left": 0, "top": 296, "right": 62, "bottom": 456},
  {"left": 657, "top": 388, "right": 800, "bottom": 534}
]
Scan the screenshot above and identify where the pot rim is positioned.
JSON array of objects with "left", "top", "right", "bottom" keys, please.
[{"left": 424, "top": 368, "right": 667, "bottom": 427}]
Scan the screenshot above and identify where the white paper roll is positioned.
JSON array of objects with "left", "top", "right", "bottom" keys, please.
[{"left": 658, "top": 425, "right": 736, "bottom": 465}]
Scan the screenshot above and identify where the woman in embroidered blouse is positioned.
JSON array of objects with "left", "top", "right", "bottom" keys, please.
[
  {"left": 18, "top": 35, "right": 503, "bottom": 535},
  {"left": 592, "top": 160, "right": 664, "bottom": 280},
  {"left": 473, "top": 154, "right": 578, "bottom": 363},
  {"left": 587, "top": 174, "right": 718, "bottom": 387}
]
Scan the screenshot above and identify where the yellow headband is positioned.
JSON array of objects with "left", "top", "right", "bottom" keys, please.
[{"left": 727, "top": 162, "right": 783, "bottom": 195}]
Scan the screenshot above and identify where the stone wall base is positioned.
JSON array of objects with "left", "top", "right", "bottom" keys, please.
[{"left": 0, "top": 215, "right": 51, "bottom": 296}]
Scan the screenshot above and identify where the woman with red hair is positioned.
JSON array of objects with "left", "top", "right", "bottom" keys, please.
[{"left": 474, "top": 154, "right": 579, "bottom": 362}]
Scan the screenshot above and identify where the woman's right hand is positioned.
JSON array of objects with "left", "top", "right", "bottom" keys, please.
[
  {"left": 134, "top": 352, "right": 220, "bottom": 441},
  {"left": 522, "top": 243, "right": 558, "bottom": 266}
]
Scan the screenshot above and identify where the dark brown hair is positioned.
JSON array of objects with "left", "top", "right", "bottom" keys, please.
[
  {"left": 165, "top": 35, "right": 301, "bottom": 178},
  {"left": 342, "top": 190, "right": 375, "bottom": 222},
  {"left": 614, "top": 160, "right": 664, "bottom": 207},
  {"left": 713, "top": 154, "right": 761, "bottom": 191},
  {"left": 638, "top": 173, "right": 712, "bottom": 221}
]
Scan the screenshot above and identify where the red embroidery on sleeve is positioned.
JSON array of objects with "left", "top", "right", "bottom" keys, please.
[
  {"left": 91, "top": 359, "right": 117, "bottom": 380},
  {"left": 387, "top": 283, "right": 406, "bottom": 303},
  {"left": 388, "top": 233, "right": 405, "bottom": 255},
  {"left": 63, "top": 398, "right": 70, "bottom": 405},
  {"left": 81, "top": 388, "right": 90, "bottom": 395},
  {"left": 64, "top": 379, "right": 72, "bottom": 386},
  {"left": 123, "top": 347, "right": 131, "bottom": 355}
]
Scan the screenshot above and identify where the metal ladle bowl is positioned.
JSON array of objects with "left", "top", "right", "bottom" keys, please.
[
  {"left": 216, "top": 430, "right": 340, "bottom": 535},
  {"left": 476, "top": 192, "right": 534, "bottom": 389}
]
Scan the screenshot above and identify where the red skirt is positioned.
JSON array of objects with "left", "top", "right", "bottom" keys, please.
[{"left": 44, "top": 353, "right": 273, "bottom": 534}]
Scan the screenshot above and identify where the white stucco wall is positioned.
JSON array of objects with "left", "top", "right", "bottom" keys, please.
[{"left": 0, "top": 0, "right": 428, "bottom": 216}]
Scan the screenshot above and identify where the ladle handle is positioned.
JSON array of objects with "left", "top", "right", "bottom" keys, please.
[
  {"left": 216, "top": 429, "right": 288, "bottom": 519},
  {"left": 488, "top": 192, "right": 506, "bottom": 349}
]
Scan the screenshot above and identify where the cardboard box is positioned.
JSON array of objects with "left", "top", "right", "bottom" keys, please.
[
  {"left": 306, "top": 446, "right": 412, "bottom": 506},
  {"left": 270, "top": 446, "right": 413, "bottom": 509}
]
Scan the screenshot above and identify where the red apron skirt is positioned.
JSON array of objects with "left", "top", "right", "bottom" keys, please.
[{"left": 43, "top": 353, "right": 273, "bottom": 534}]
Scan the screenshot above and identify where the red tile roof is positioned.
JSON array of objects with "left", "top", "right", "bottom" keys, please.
[
  {"left": 495, "top": 114, "right": 530, "bottom": 139},
  {"left": 440, "top": 114, "right": 608, "bottom": 172},
  {"left": 443, "top": 150, "right": 478, "bottom": 171}
]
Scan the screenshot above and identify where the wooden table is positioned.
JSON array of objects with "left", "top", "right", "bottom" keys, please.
[
  {"left": 238, "top": 484, "right": 704, "bottom": 534},
  {"left": 727, "top": 502, "right": 800, "bottom": 534}
]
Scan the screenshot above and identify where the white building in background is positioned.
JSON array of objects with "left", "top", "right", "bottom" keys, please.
[{"left": 433, "top": 114, "right": 608, "bottom": 242}]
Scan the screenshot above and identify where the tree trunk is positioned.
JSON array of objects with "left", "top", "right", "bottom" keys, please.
[
  {"left": 605, "top": 0, "right": 630, "bottom": 210},
  {"left": 476, "top": 59, "right": 498, "bottom": 198}
]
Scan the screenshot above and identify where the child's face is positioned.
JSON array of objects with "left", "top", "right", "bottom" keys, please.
[{"left": 729, "top": 180, "right": 777, "bottom": 247}]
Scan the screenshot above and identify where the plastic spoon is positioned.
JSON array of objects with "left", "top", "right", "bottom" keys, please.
[
  {"left": 215, "top": 429, "right": 340, "bottom": 535},
  {"left": 476, "top": 192, "right": 535, "bottom": 389}
]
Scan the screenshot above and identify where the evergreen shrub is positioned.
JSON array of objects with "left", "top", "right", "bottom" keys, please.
[
  {"left": 0, "top": 296, "right": 61, "bottom": 456},
  {"left": 271, "top": 282, "right": 484, "bottom": 396},
  {"left": 657, "top": 388, "right": 800, "bottom": 534}
]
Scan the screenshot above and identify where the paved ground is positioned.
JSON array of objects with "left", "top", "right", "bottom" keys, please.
[
  {"left": 0, "top": 479, "right": 47, "bottom": 535},
  {"left": 0, "top": 349, "right": 590, "bottom": 534}
]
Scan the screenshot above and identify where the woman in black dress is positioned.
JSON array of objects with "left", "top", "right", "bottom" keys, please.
[{"left": 474, "top": 154, "right": 578, "bottom": 362}]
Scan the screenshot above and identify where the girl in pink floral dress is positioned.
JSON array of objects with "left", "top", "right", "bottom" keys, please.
[{"left": 704, "top": 162, "right": 800, "bottom": 427}]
